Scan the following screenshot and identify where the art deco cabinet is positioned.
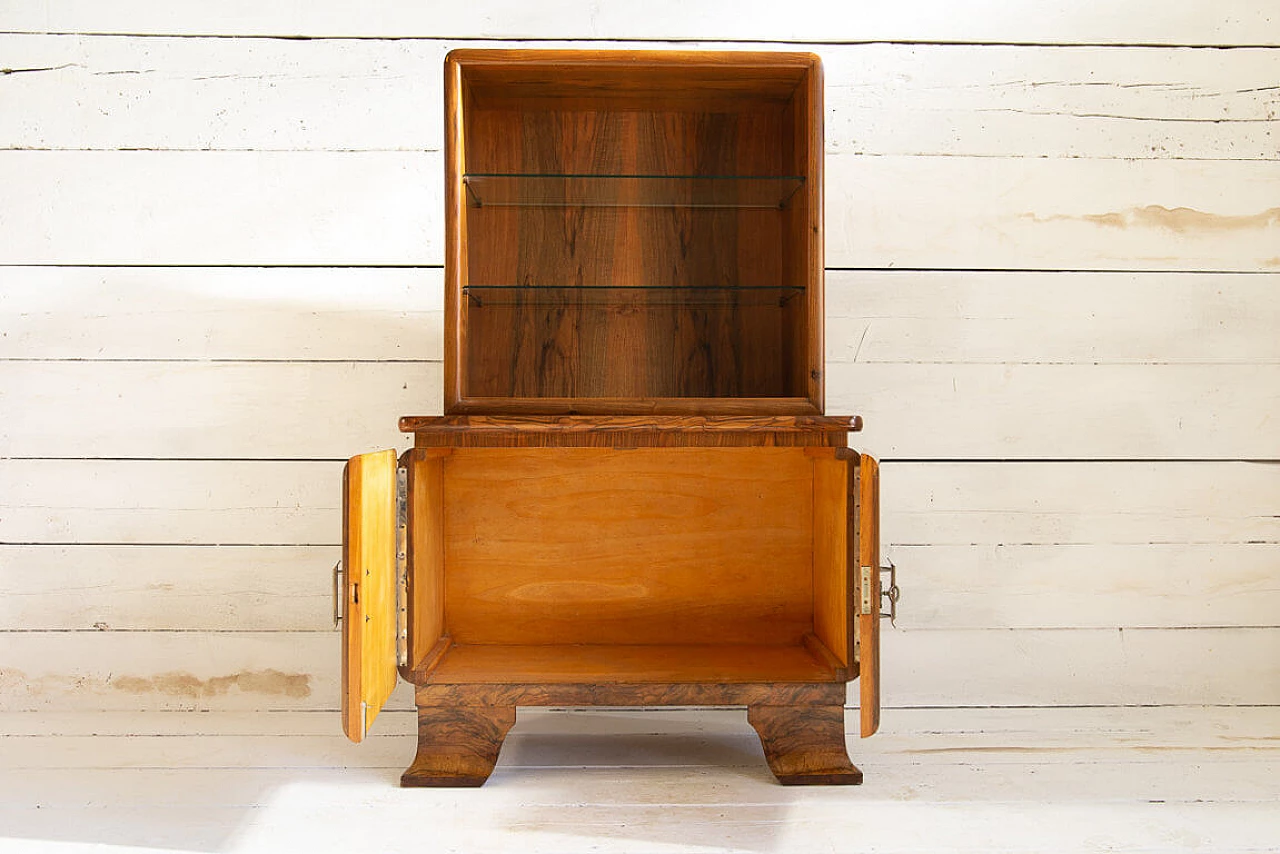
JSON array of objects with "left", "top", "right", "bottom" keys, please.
[{"left": 339, "top": 50, "right": 889, "bottom": 787}]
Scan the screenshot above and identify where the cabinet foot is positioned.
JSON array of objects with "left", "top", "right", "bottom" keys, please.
[
  {"left": 747, "top": 704, "right": 862, "bottom": 785},
  {"left": 400, "top": 704, "right": 516, "bottom": 787}
]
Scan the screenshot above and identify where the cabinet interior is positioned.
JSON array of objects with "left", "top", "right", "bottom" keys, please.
[
  {"left": 408, "top": 447, "right": 852, "bottom": 683},
  {"left": 449, "top": 54, "right": 823, "bottom": 413}
]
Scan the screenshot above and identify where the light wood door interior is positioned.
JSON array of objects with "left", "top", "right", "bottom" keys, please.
[{"left": 341, "top": 449, "right": 399, "bottom": 742}]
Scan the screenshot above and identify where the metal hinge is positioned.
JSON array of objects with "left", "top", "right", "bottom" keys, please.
[
  {"left": 395, "top": 465, "right": 409, "bottom": 667},
  {"left": 859, "top": 558, "right": 901, "bottom": 627},
  {"left": 332, "top": 560, "right": 343, "bottom": 629},
  {"left": 881, "top": 559, "right": 900, "bottom": 627}
]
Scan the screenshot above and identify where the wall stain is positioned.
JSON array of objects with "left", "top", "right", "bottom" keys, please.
[
  {"left": 1263, "top": 256, "right": 1280, "bottom": 267},
  {"left": 112, "top": 669, "right": 311, "bottom": 699},
  {"left": 1027, "top": 205, "right": 1280, "bottom": 233}
]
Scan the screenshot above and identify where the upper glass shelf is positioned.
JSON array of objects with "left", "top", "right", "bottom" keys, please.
[{"left": 463, "top": 173, "right": 805, "bottom": 209}]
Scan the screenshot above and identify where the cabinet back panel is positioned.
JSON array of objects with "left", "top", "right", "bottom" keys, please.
[
  {"left": 461, "top": 106, "right": 805, "bottom": 402},
  {"left": 440, "top": 448, "right": 815, "bottom": 645}
]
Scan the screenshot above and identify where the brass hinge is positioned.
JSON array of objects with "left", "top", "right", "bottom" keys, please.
[{"left": 395, "top": 465, "right": 409, "bottom": 667}]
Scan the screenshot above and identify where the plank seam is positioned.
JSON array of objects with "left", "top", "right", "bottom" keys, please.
[{"left": 2, "top": 32, "right": 1278, "bottom": 48}]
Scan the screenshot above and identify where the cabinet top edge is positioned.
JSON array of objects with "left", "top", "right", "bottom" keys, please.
[
  {"left": 400, "top": 415, "right": 857, "bottom": 434},
  {"left": 445, "top": 48, "right": 822, "bottom": 70}
]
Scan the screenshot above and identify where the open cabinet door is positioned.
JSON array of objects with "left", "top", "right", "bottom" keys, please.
[
  {"left": 857, "top": 453, "right": 881, "bottom": 738},
  {"left": 341, "top": 449, "right": 400, "bottom": 743}
]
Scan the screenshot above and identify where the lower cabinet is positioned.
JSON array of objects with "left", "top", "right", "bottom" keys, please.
[{"left": 341, "top": 417, "right": 881, "bottom": 786}]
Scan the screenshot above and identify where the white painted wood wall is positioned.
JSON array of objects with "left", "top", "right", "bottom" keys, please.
[{"left": 2, "top": 2, "right": 1278, "bottom": 717}]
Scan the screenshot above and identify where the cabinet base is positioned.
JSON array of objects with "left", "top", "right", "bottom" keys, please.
[
  {"left": 747, "top": 703, "right": 863, "bottom": 785},
  {"left": 400, "top": 705, "right": 516, "bottom": 787},
  {"left": 403, "top": 684, "right": 860, "bottom": 787}
]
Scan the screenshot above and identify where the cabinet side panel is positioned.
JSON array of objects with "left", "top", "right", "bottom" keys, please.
[
  {"left": 408, "top": 451, "right": 446, "bottom": 668},
  {"left": 441, "top": 448, "right": 815, "bottom": 645},
  {"left": 812, "top": 453, "right": 849, "bottom": 667},
  {"left": 444, "top": 53, "right": 467, "bottom": 412}
]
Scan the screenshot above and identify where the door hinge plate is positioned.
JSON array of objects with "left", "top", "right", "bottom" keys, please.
[
  {"left": 395, "top": 465, "right": 408, "bottom": 667},
  {"left": 859, "top": 565, "right": 874, "bottom": 615}
]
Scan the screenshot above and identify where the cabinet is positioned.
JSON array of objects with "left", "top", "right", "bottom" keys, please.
[{"left": 340, "top": 50, "right": 886, "bottom": 787}]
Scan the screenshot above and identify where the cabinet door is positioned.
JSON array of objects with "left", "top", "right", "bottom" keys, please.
[
  {"left": 341, "top": 449, "right": 400, "bottom": 743},
  {"left": 857, "top": 453, "right": 882, "bottom": 738}
]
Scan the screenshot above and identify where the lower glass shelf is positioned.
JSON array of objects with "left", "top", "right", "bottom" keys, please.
[{"left": 464, "top": 285, "right": 804, "bottom": 307}]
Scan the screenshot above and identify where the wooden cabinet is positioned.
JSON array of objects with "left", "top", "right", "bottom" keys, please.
[{"left": 341, "top": 50, "right": 885, "bottom": 786}]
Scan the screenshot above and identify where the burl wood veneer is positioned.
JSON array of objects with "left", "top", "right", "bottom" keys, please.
[{"left": 340, "top": 50, "right": 884, "bottom": 788}]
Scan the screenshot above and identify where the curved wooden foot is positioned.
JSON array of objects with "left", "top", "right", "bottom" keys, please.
[
  {"left": 747, "top": 704, "right": 862, "bottom": 785},
  {"left": 400, "top": 704, "right": 516, "bottom": 787}
]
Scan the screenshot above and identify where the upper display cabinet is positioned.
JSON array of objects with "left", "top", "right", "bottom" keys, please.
[{"left": 444, "top": 50, "right": 825, "bottom": 415}]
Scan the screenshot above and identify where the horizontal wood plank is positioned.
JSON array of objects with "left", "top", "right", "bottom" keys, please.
[
  {"left": 4, "top": 360, "right": 1275, "bottom": 459},
  {"left": 0, "top": 266, "right": 443, "bottom": 360},
  {"left": 1, "top": 627, "right": 1275, "bottom": 710},
  {"left": 826, "top": 154, "right": 1280, "bottom": 272},
  {"left": 0, "top": 545, "right": 336, "bottom": 631},
  {"left": 4, "top": 459, "right": 1273, "bottom": 548},
  {"left": 884, "top": 461, "right": 1280, "bottom": 546},
  {"left": 0, "top": 361, "right": 430, "bottom": 458},
  {"left": 827, "top": 271, "right": 1280, "bottom": 365},
  {"left": 4, "top": 36, "right": 1277, "bottom": 160},
  {"left": 1, "top": 1, "right": 1276, "bottom": 45},
  {"left": 3, "top": 151, "right": 1277, "bottom": 271},
  {"left": 0, "top": 150, "right": 439, "bottom": 265},
  {"left": 7, "top": 705, "right": 1278, "bottom": 744},
  {"left": 887, "top": 543, "right": 1280, "bottom": 630},
  {"left": 7, "top": 268, "right": 1276, "bottom": 366},
  {"left": 828, "top": 363, "right": 1280, "bottom": 460},
  {"left": 0, "top": 460, "right": 341, "bottom": 545},
  {"left": 5, "top": 539, "right": 1277, "bottom": 633}
]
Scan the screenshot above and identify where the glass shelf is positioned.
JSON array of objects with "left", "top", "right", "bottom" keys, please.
[
  {"left": 463, "top": 173, "right": 805, "bottom": 209},
  {"left": 464, "top": 285, "right": 804, "bottom": 307}
]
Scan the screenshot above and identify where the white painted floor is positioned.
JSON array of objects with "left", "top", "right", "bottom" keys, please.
[{"left": 1, "top": 707, "right": 1276, "bottom": 853}]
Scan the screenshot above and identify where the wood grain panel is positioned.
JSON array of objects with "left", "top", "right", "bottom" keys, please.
[
  {"left": 406, "top": 451, "right": 445, "bottom": 668},
  {"left": 856, "top": 454, "right": 881, "bottom": 737},
  {"left": 4, "top": 2, "right": 1277, "bottom": 44},
  {"left": 425, "top": 644, "right": 837, "bottom": 684},
  {"left": 811, "top": 453, "right": 850, "bottom": 667},
  {"left": 402, "top": 415, "right": 854, "bottom": 447},
  {"left": 441, "top": 448, "right": 815, "bottom": 645}
]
